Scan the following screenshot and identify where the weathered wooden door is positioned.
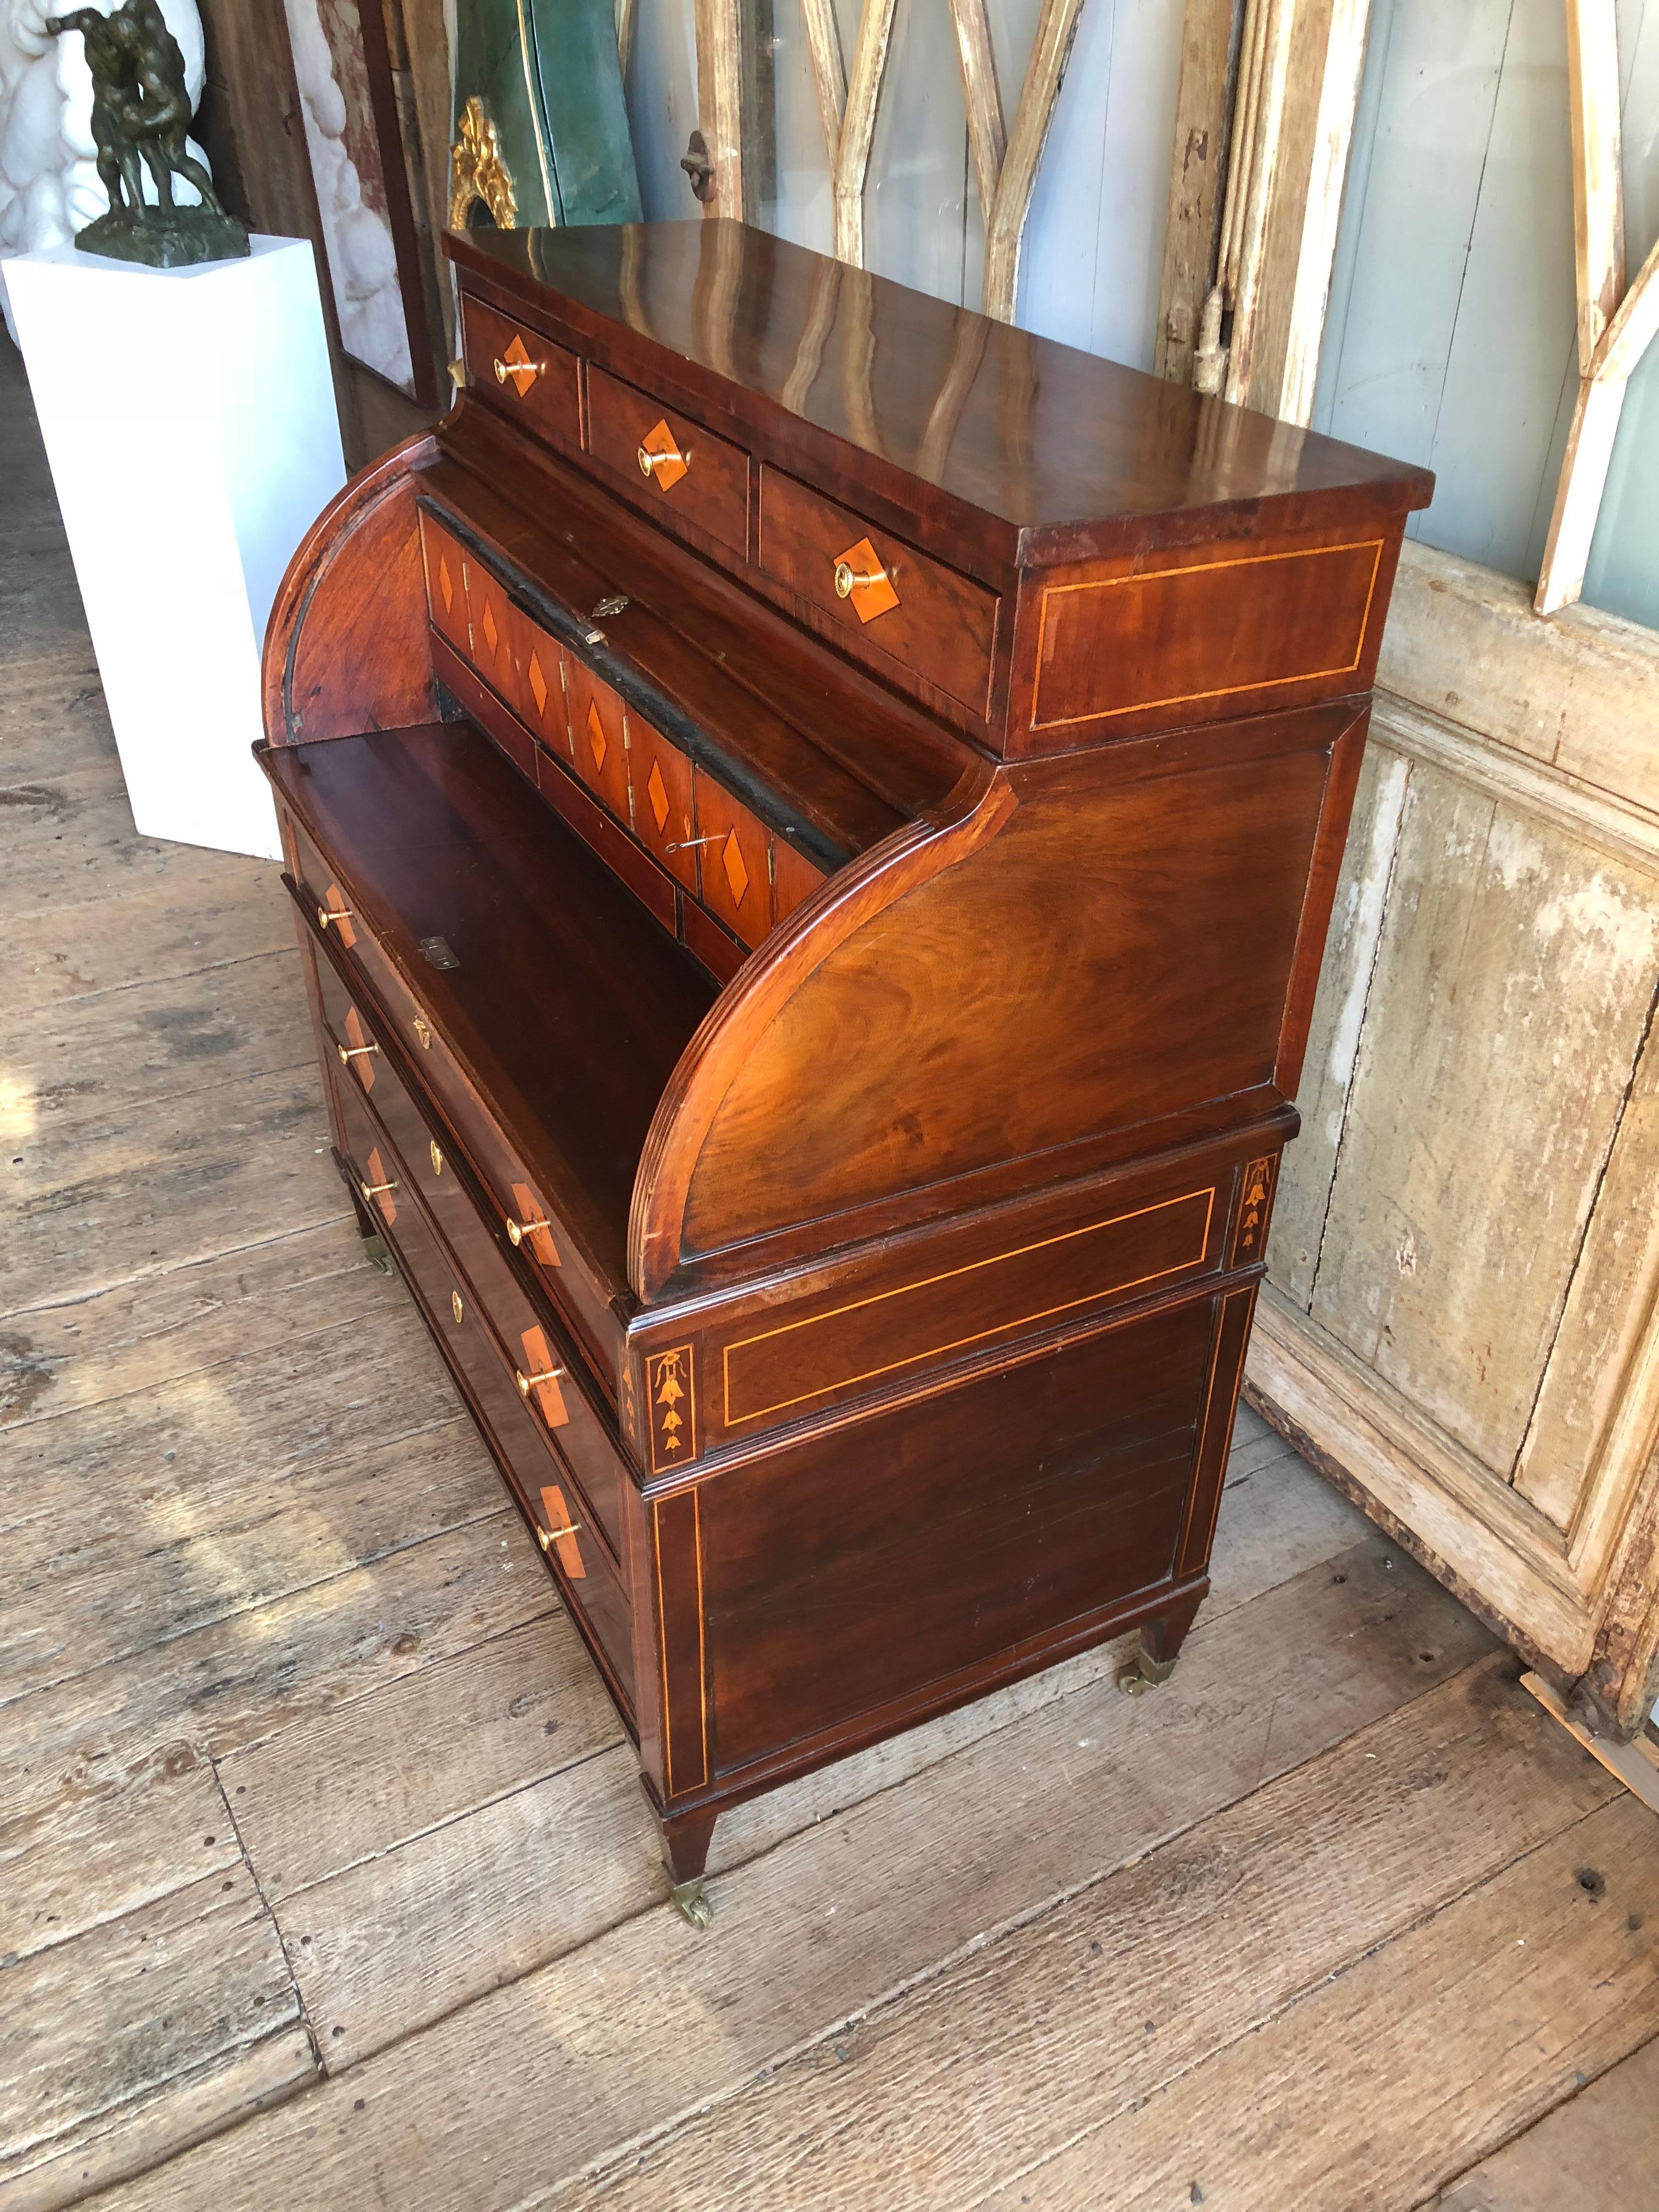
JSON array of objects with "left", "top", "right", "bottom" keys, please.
[
  {"left": 1241, "top": 0, "right": 1659, "bottom": 1739},
  {"left": 1251, "top": 552, "right": 1659, "bottom": 1736}
]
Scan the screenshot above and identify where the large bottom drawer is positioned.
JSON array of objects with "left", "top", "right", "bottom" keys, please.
[{"left": 333, "top": 1075, "right": 636, "bottom": 1714}]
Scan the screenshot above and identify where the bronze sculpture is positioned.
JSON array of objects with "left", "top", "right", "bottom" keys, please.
[{"left": 46, "top": 0, "right": 247, "bottom": 267}]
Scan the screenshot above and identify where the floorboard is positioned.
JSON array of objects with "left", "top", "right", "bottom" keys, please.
[
  {"left": 1434, "top": 2032, "right": 1659, "bottom": 2211},
  {"left": 557, "top": 1655, "right": 1631, "bottom": 2212},
  {"left": 3, "top": 308, "right": 1652, "bottom": 2212}
]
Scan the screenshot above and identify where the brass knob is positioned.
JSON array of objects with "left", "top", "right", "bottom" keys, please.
[
  {"left": 536, "top": 1520, "right": 580, "bottom": 1553},
  {"left": 359, "top": 1176, "right": 396, "bottom": 1201},
  {"left": 318, "top": 903, "right": 353, "bottom": 929},
  {"left": 336, "top": 1040, "right": 379, "bottom": 1064},
  {"left": 429, "top": 1138, "right": 443, "bottom": 1176},
  {"left": 412, "top": 1017, "right": 432, "bottom": 1051},
  {"left": 494, "top": 354, "right": 543, "bottom": 386},
  {"left": 516, "top": 1362, "right": 567, "bottom": 1397},
  {"left": 506, "top": 1215, "right": 552, "bottom": 1248},
  {"left": 639, "top": 442, "right": 686, "bottom": 476},
  {"left": 834, "top": 559, "right": 885, "bottom": 599}
]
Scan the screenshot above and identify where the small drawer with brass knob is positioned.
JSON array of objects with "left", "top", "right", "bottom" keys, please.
[
  {"left": 335, "top": 1005, "right": 379, "bottom": 1090},
  {"left": 358, "top": 1144, "right": 397, "bottom": 1226},
  {"left": 757, "top": 465, "right": 998, "bottom": 718},
  {"left": 586, "top": 363, "right": 749, "bottom": 559},
  {"left": 459, "top": 294, "right": 580, "bottom": 449},
  {"left": 316, "top": 881, "right": 356, "bottom": 946}
]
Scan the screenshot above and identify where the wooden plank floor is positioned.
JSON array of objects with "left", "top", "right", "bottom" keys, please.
[{"left": 4, "top": 342, "right": 1659, "bottom": 2212}]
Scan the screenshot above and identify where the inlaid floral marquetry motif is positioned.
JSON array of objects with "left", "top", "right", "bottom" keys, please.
[
  {"left": 1232, "top": 1155, "right": 1277, "bottom": 1263},
  {"left": 587, "top": 699, "right": 607, "bottom": 771},
  {"left": 647, "top": 1346, "right": 696, "bottom": 1472},
  {"left": 721, "top": 830, "right": 749, "bottom": 907},
  {"left": 647, "top": 759, "right": 670, "bottom": 833}
]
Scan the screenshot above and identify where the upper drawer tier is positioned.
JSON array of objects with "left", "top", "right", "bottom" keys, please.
[{"left": 445, "top": 225, "right": 1432, "bottom": 754}]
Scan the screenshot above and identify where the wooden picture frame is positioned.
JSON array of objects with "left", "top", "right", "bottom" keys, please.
[{"left": 280, "top": 0, "right": 442, "bottom": 404}]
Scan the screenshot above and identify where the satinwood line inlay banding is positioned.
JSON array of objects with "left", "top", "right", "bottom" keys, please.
[
  {"left": 721, "top": 1188, "right": 1215, "bottom": 1427},
  {"left": 1031, "top": 538, "right": 1385, "bottom": 730}
]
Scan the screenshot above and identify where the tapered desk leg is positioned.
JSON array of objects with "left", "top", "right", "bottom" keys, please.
[{"left": 1119, "top": 1588, "right": 1203, "bottom": 1697}]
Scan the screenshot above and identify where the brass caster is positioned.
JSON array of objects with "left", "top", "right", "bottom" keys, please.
[
  {"left": 671, "top": 1877, "right": 712, "bottom": 1930},
  {"left": 361, "top": 1233, "right": 393, "bottom": 1276},
  {"left": 1118, "top": 1643, "right": 1179, "bottom": 1697}
]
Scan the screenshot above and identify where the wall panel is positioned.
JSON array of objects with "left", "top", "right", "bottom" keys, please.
[{"left": 1313, "top": 0, "right": 1659, "bottom": 628}]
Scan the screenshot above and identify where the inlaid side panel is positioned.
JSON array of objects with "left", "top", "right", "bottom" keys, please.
[
  {"left": 678, "top": 717, "right": 1339, "bottom": 1260},
  {"left": 1016, "top": 524, "right": 1402, "bottom": 749},
  {"left": 720, "top": 1186, "right": 1216, "bottom": 1430}
]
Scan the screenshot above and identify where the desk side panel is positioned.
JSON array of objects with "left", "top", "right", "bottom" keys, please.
[
  {"left": 636, "top": 701, "right": 1368, "bottom": 1294},
  {"left": 262, "top": 431, "right": 441, "bottom": 746}
]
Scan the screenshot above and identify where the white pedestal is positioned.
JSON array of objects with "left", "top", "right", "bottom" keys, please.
[{"left": 7, "top": 235, "right": 345, "bottom": 860}]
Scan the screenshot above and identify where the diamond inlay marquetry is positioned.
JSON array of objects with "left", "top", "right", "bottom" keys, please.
[
  {"left": 586, "top": 699, "right": 607, "bottom": 771},
  {"left": 639, "top": 417, "right": 688, "bottom": 492},
  {"left": 528, "top": 650, "right": 547, "bottom": 715},
  {"left": 647, "top": 759, "right": 670, "bottom": 832},
  {"left": 481, "top": 598, "right": 498, "bottom": 656},
  {"left": 834, "top": 535, "right": 901, "bottom": 624},
  {"left": 721, "top": 830, "right": 749, "bottom": 907},
  {"left": 499, "top": 331, "right": 535, "bottom": 396},
  {"left": 438, "top": 555, "right": 454, "bottom": 614}
]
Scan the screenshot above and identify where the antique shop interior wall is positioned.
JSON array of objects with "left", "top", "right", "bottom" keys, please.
[
  {"left": 622, "top": 0, "right": 1186, "bottom": 370},
  {"left": 1314, "top": 0, "right": 1659, "bottom": 631}
]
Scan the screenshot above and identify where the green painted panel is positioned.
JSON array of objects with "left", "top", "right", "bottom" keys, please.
[
  {"left": 453, "top": 0, "right": 640, "bottom": 233},
  {"left": 529, "top": 0, "right": 643, "bottom": 224}
]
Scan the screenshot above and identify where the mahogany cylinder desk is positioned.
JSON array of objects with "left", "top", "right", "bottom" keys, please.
[{"left": 258, "top": 220, "right": 1432, "bottom": 1926}]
